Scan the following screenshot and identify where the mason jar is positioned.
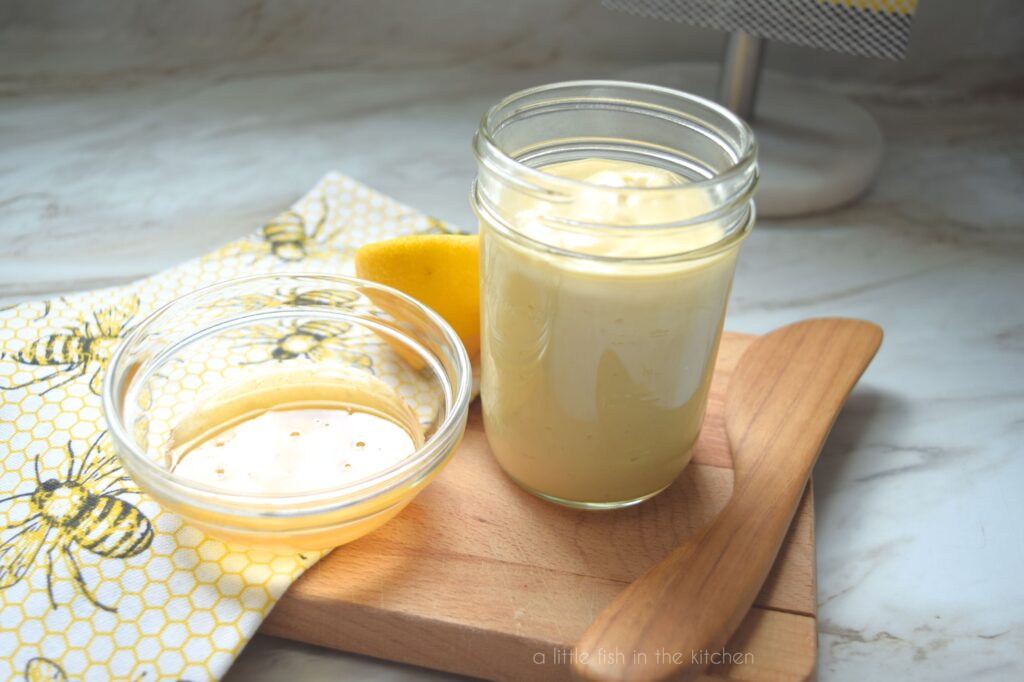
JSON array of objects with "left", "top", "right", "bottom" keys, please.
[{"left": 471, "top": 81, "right": 757, "bottom": 509}]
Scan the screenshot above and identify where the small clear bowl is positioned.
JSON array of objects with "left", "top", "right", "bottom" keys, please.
[{"left": 102, "top": 274, "right": 472, "bottom": 551}]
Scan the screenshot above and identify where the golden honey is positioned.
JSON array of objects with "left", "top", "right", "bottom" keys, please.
[
  {"left": 104, "top": 275, "right": 472, "bottom": 552},
  {"left": 167, "top": 368, "right": 424, "bottom": 496}
]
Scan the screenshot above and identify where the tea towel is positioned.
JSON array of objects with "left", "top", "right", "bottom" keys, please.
[{"left": 0, "top": 172, "right": 451, "bottom": 681}]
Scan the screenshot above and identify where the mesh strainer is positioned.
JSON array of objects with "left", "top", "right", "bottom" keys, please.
[
  {"left": 603, "top": 0, "right": 920, "bottom": 215},
  {"left": 604, "top": 0, "right": 918, "bottom": 60}
]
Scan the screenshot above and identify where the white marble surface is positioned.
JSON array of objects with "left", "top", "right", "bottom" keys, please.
[{"left": 2, "top": 53, "right": 1023, "bottom": 682}]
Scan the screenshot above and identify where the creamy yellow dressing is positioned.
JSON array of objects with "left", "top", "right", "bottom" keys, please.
[{"left": 480, "top": 158, "right": 738, "bottom": 506}]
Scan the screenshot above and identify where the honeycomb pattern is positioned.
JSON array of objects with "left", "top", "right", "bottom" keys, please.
[{"left": 0, "top": 173, "right": 452, "bottom": 681}]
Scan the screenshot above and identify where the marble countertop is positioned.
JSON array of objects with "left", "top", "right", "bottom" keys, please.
[{"left": 2, "top": 60, "right": 1022, "bottom": 681}]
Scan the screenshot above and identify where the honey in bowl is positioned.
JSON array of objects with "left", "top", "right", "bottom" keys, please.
[
  {"left": 103, "top": 275, "right": 473, "bottom": 552},
  {"left": 166, "top": 367, "right": 425, "bottom": 496}
]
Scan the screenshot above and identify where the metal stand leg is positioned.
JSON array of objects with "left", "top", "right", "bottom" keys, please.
[{"left": 718, "top": 31, "right": 765, "bottom": 122}]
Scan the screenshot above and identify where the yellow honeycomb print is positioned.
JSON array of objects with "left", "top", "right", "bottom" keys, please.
[{"left": 0, "top": 173, "right": 456, "bottom": 680}]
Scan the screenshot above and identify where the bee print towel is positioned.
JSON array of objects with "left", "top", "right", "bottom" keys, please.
[{"left": 0, "top": 173, "right": 451, "bottom": 681}]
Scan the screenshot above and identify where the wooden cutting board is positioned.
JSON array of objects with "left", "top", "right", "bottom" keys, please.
[{"left": 261, "top": 331, "right": 818, "bottom": 681}]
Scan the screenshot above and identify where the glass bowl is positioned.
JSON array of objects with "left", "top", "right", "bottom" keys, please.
[{"left": 102, "top": 274, "right": 472, "bottom": 551}]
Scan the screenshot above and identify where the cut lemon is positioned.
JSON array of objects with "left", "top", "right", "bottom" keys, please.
[{"left": 355, "top": 234, "right": 480, "bottom": 362}]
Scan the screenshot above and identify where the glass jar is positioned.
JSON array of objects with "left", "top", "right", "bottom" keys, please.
[{"left": 471, "top": 81, "right": 757, "bottom": 509}]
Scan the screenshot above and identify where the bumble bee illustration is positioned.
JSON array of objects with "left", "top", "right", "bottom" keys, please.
[
  {"left": 212, "top": 286, "right": 362, "bottom": 314},
  {"left": 0, "top": 433, "right": 153, "bottom": 612},
  {"left": 1, "top": 296, "right": 139, "bottom": 396},
  {"left": 277, "top": 287, "right": 361, "bottom": 309},
  {"left": 23, "top": 656, "right": 66, "bottom": 682},
  {"left": 220, "top": 198, "right": 345, "bottom": 263},
  {"left": 234, "top": 319, "right": 374, "bottom": 369}
]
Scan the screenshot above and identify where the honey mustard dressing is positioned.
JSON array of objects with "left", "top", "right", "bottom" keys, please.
[
  {"left": 167, "top": 368, "right": 424, "bottom": 495},
  {"left": 480, "top": 158, "right": 739, "bottom": 507}
]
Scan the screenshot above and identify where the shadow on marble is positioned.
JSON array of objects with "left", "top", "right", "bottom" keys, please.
[{"left": 813, "top": 387, "right": 901, "bottom": 508}]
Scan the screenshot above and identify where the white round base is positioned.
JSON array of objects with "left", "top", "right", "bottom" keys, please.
[{"left": 617, "top": 63, "right": 884, "bottom": 218}]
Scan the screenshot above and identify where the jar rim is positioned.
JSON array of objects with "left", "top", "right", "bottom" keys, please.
[{"left": 473, "top": 79, "right": 758, "bottom": 195}]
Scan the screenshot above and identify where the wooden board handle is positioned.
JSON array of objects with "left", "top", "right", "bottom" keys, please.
[{"left": 574, "top": 319, "right": 882, "bottom": 682}]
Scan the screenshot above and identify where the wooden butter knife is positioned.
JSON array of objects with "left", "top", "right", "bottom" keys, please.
[{"left": 574, "top": 318, "right": 883, "bottom": 682}]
